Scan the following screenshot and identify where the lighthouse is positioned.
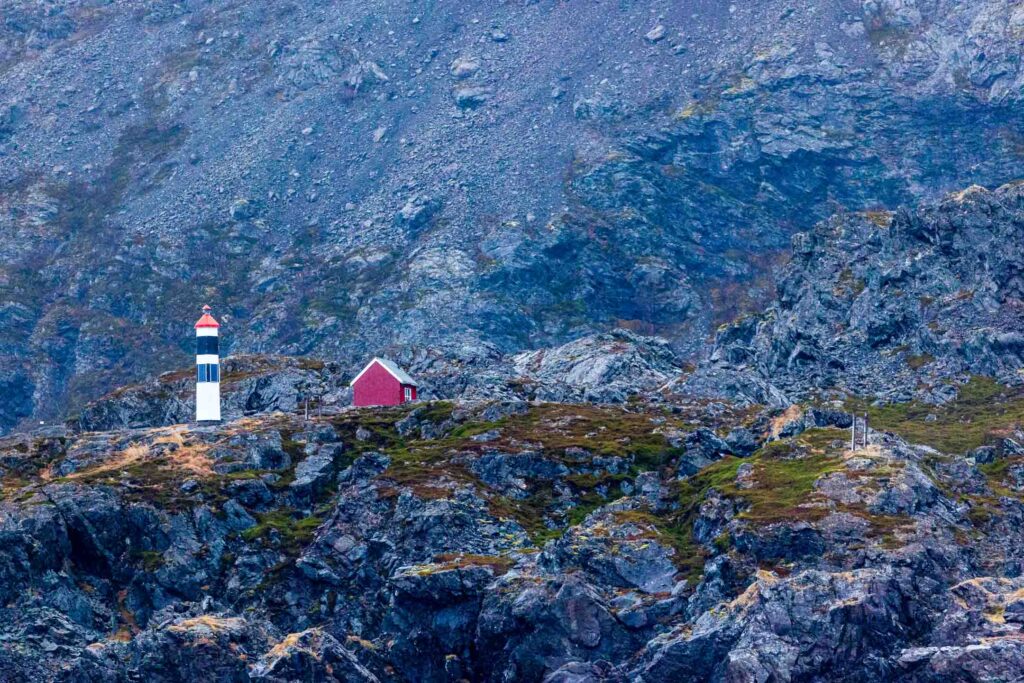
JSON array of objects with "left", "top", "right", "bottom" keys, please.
[{"left": 194, "top": 304, "right": 221, "bottom": 422}]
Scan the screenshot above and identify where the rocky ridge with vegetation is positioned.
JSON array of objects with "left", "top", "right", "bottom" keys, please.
[
  {"left": 71, "top": 355, "right": 347, "bottom": 433},
  {"left": 71, "top": 329, "right": 683, "bottom": 435},
  {"left": 4, "top": 380, "right": 1024, "bottom": 681}
]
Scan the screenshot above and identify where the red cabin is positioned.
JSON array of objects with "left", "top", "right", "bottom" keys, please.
[{"left": 350, "top": 357, "right": 418, "bottom": 407}]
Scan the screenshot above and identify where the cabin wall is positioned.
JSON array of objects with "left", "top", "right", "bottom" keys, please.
[{"left": 353, "top": 362, "right": 403, "bottom": 406}]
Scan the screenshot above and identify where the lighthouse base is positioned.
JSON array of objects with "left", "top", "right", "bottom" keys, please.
[{"left": 196, "top": 382, "right": 221, "bottom": 422}]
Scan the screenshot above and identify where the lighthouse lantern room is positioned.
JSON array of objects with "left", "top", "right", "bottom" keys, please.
[{"left": 195, "top": 304, "right": 221, "bottom": 422}]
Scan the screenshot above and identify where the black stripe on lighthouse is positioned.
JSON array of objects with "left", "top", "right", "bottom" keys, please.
[{"left": 196, "top": 336, "right": 219, "bottom": 355}]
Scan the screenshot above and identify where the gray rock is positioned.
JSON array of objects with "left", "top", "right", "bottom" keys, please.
[
  {"left": 676, "top": 429, "right": 732, "bottom": 478},
  {"left": 724, "top": 427, "right": 759, "bottom": 456},
  {"left": 644, "top": 25, "right": 666, "bottom": 43},
  {"left": 396, "top": 195, "right": 442, "bottom": 233},
  {"left": 544, "top": 661, "right": 626, "bottom": 683},
  {"left": 251, "top": 628, "right": 381, "bottom": 682},
  {"left": 229, "top": 197, "right": 262, "bottom": 221},
  {"left": 289, "top": 447, "right": 338, "bottom": 495},
  {"left": 454, "top": 85, "right": 493, "bottom": 108},
  {"left": 507, "top": 330, "right": 682, "bottom": 403},
  {"left": 687, "top": 184, "right": 1024, "bottom": 407}
]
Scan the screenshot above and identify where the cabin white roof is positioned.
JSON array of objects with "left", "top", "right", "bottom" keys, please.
[{"left": 350, "top": 357, "right": 418, "bottom": 387}]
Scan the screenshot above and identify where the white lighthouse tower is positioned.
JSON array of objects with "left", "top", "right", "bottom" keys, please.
[{"left": 194, "top": 304, "right": 221, "bottom": 422}]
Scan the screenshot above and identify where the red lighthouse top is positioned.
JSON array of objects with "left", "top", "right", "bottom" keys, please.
[{"left": 194, "top": 304, "right": 220, "bottom": 329}]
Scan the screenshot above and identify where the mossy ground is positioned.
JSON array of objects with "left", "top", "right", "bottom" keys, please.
[
  {"left": 1, "top": 416, "right": 341, "bottom": 525},
  {"left": 331, "top": 401, "right": 722, "bottom": 544},
  {"left": 614, "top": 427, "right": 911, "bottom": 582},
  {"left": 839, "top": 376, "right": 1024, "bottom": 527},
  {"left": 241, "top": 509, "right": 324, "bottom": 554},
  {"left": 846, "top": 376, "right": 1024, "bottom": 455},
  {"left": 0, "top": 398, "right": 951, "bottom": 589}
]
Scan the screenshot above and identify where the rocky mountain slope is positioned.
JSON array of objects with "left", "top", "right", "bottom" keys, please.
[
  {"left": 4, "top": 384, "right": 1024, "bottom": 681},
  {"left": 67, "top": 178, "right": 1024, "bottom": 432},
  {"left": 5, "top": 3, "right": 1024, "bottom": 677},
  {"left": 686, "top": 181, "right": 1024, "bottom": 407},
  {"left": 3, "top": 0, "right": 1024, "bottom": 431},
  {"left": 5, "top": 178, "right": 1024, "bottom": 678}
]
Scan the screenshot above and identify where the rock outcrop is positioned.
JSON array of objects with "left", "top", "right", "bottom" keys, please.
[
  {"left": 686, "top": 182, "right": 1024, "bottom": 405},
  {"left": 3, "top": 387, "right": 1024, "bottom": 681},
  {"left": 506, "top": 331, "right": 681, "bottom": 403}
]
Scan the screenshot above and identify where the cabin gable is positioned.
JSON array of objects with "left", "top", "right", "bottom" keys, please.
[{"left": 351, "top": 358, "right": 417, "bottom": 407}]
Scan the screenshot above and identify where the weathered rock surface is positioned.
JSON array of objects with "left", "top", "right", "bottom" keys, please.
[
  {"left": 392, "top": 329, "right": 685, "bottom": 406},
  {"left": 686, "top": 182, "right": 1024, "bottom": 405},
  {"left": 2, "top": 389, "right": 1024, "bottom": 681},
  {"left": 504, "top": 330, "right": 682, "bottom": 403}
]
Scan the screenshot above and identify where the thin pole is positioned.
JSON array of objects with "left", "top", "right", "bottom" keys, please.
[{"left": 851, "top": 415, "right": 856, "bottom": 451}]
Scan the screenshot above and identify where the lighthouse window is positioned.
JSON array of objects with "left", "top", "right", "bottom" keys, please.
[{"left": 197, "top": 364, "right": 220, "bottom": 382}]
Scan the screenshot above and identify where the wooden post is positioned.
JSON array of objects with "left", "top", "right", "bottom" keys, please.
[{"left": 851, "top": 415, "right": 856, "bottom": 451}]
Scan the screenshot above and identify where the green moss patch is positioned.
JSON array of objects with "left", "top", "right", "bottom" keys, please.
[
  {"left": 494, "top": 403, "right": 689, "bottom": 468},
  {"left": 413, "top": 401, "right": 456, "bottom": 426},
  {"left": 620, "top": 428, "right": 896, "bottom": 583},
  {"left": 711, "top": 429, "right": 850, "bottom": 524},
  {"left": 134, "top": 549, "right": 166, "bottom": 572},
  {"left": 330, "top": 405, "right": 420, "bottom": 454},
  {"left": 906, "top": 353, "right": 935, "bottom": 370},
  {"left": 241, "top": 508, "right": 323, "bottom": 553},
  {"left": 847, "top": 377, "right": 1024, "bottom": 454},
  {"left": 978, "top": 456, "right": 1024, "bottom": 499},
  {"left": 834, "top": 268, "right": 867, "bottom": 298}
]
